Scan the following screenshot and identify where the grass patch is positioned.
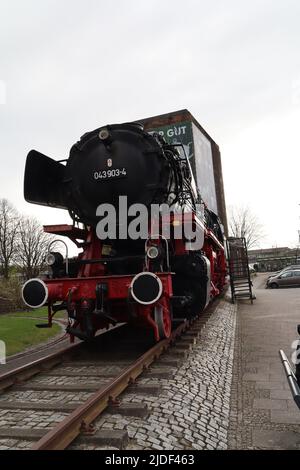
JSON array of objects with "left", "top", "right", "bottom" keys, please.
[
  {"left": 9, "top": 306, "right": 66, "bottom": 320},
  {"left": 0, "top": 315, "right": 62, "bottom": 356}
]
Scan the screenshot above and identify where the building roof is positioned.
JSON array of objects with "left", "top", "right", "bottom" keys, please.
[{"left": 248, "top": 247, "right": 292, "bottom": 254}]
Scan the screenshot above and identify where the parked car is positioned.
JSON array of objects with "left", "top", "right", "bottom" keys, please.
[
  {"left": 266, "top": 269, "right": 300, "bottom": 288},
  {"left": 267, "top": 265, "right": 300, "bottom": 280}
]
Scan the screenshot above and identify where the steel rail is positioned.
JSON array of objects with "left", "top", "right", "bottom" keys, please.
[
  {"left": 0, "top": 323, "right": 125, "bottom": 389},
  {"left": 0, "top": 341, "right": 83, "bottom": 392},
  {"left": 32, "top": 319, "right": 191, "bottom": 450},
  {"left": 5, "top": 329, "right": 69, "bottom": 363}
]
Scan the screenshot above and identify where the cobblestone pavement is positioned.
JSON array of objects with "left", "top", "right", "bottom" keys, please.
[
  {"left": 0, "top": 439, "right": 32, "bottom": 450},
  {"left": 0, "top": 409, "right": 68, "bottom": 429},
  {"left": 229, "top": 273, "right": 300, "bottom": 450},
  {"left": 71, "top": 299, "right": 237, "bottom": 450},
  {"left": 0, "top": 299, "right": 237, "bottom": 450},
  {"left": 0, "top": 390, "right": 92, "bottom": 403}
]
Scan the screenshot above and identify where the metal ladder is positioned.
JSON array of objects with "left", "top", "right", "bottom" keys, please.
[{"left": 226, "top": 237, "right": 254, "bottom": 304}]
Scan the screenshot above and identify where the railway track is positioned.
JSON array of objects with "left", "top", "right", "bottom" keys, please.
[{"left": 0, "top": 306, "right": 216, "bottom": 451}]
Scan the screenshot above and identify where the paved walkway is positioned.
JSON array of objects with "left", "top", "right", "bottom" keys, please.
[{"left": 229, "top": 273, "right": 300, "bottom": 449}]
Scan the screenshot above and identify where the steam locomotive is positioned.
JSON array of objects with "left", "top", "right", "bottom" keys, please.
[{"left": 21, "top": 122, "right": 226, "bottom": 342}]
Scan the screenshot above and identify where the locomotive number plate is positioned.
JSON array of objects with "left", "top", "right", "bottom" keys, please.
[{"left": 94, "top": 168, "right": 127, "bottom": 181}]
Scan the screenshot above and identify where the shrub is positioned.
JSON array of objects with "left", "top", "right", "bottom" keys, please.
[{"left": 0, "top": 276, "right": 24, "bottom": 313}]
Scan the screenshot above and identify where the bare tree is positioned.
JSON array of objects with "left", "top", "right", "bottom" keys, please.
[
  {"left": 15, "top": 217, "right": 53, "bottom": 280},
  {"left": 228, "top": 206, "right": 264, "bottom": 249},
  {"left": 0, "top": 199, "right": 19, "bottom": 279}
]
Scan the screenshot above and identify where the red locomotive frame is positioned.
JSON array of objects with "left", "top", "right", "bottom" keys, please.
[{"left": 37, "top": 210, "right": 226, "bottom": 343}]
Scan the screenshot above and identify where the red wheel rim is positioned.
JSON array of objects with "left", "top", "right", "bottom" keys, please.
[{"left": 155, "top": 305, "right": 171, "bottom": 339}]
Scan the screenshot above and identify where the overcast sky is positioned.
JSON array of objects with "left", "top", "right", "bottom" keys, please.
[{"left": 0, "top": 0, "right": 299, "bottom": 249}]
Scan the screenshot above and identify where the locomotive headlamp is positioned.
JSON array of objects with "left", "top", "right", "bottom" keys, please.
[
  {"left": 147, "top": 246, "right": 159, "bottom": 260},
  {"left": 130, "top": 272, "right": 163, "bottom": 305},
  {"left": 45, "top": 251, "right": 64, "bottom": 267},
  {"left": 46, "top": 253, "right": 55, "bottom": 266}
]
